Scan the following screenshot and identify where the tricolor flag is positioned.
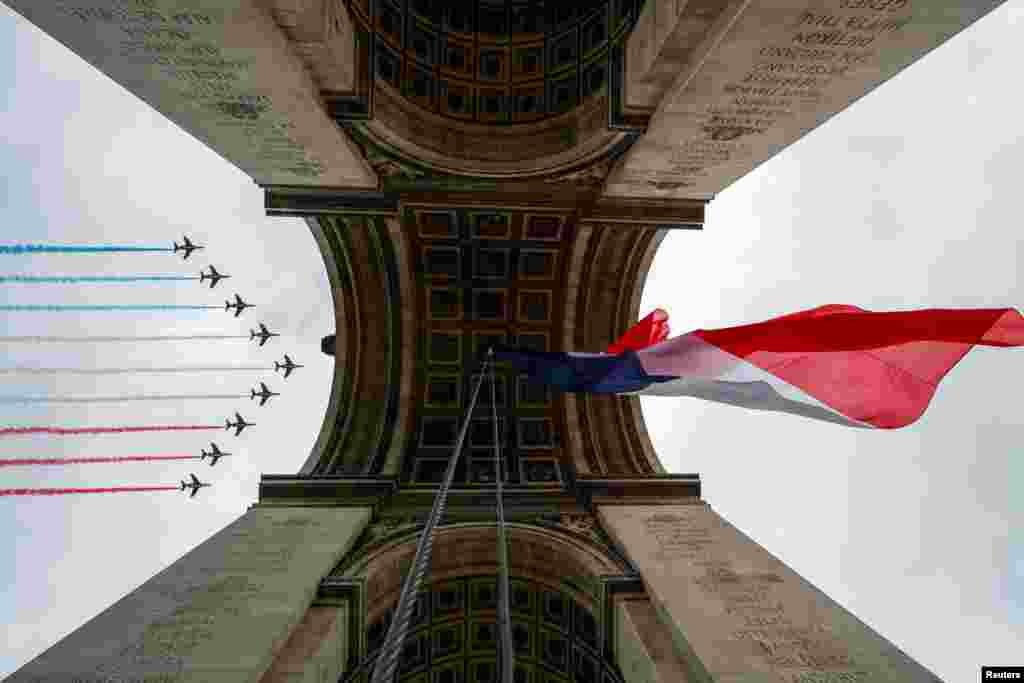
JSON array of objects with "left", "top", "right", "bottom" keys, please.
[{"left": 496, "top": 305, "right": 1024, "bottom": 429}]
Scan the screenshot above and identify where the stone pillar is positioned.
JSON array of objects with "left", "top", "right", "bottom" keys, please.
[
  {"left": 9, "top": 506, "right": 371, "bottom": 683},
  {"left": 616, "top": 596, "right": 695, "bottom": 683},
  {"left": 599, "top": 502, "right": 943, "bottom": 683},
  {"left": 4, "top": 0, "right": 376, "bottom": 188},
  {"left": 258, "top": 603, "right": 350, "bottom": 683}
]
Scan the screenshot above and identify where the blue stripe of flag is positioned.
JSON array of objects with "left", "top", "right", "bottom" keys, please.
[{"left": 493, "top": 348, "right": 675, "bottom": 393}]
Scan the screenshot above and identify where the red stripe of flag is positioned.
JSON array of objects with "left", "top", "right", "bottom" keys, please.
[{"left": 694, "top": 306, "right": 1024, "bottom": 428}]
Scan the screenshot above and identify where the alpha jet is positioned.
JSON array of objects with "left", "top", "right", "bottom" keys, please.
[
  {"left": 173, "top": 235, "right": 203, "bottom": 260},
  {"left": 180, "top": 473, "right": 211, "bottom": 498},
  {"left": 224, "top": 293, "right": 253, "bottom": 318},
  {"left": 200, "top": 442, "right": 231, "bottom": 466},
  {"left": 225, "top": 411, "right": 254, "bottom": 436},
  {"left": 274, "top": 354, "right": 303, "bottom": 379},
  {"left": 199, "top": 265, "right": 230, "bottom": 289},
  {"left": 250, "top": 381, "right": 280, "bottom": 407},
  {"left": 250, "top": 322, "right": 279, "bottom": 347}
]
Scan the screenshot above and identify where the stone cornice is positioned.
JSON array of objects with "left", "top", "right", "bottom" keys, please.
[
  {"left": 258, "top": 472, "right": 702, "bottom": 510},
  {"left": 266, "top": 185, "right": 706, "bottom": 229},
  {"left": 576, "top": 474, "right": 702, "bottom": 506},
  {"left": 258, "top": 475, "right": 398, "bottom": 506}
]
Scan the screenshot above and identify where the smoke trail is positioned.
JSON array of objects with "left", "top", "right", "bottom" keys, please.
[
  {"left": 0, "top": 425, "right": 221, "bottom": 437},
  {"left": 0, "top": 366, "right": 268, "bottom": 375},
  {"left": 0, "top": 335, "right": 248, "bottom": 342},
  {"left": 0, "top": 394, "right": 246, "bottom": 404},
  {"left": 0, "top": 245, "right": 170, "bottom": 254},
  {"left": 0, "top": 455, "right": 201, "bottom": 467},
  {"left": 0, "top": 276, "right": 196, "bottom": 283},
  {"left": 0, "top": 304, "right": 220, "bottom": 312},
  {"left": 0, "top": 486, "right": 179, "bottom": 496}
]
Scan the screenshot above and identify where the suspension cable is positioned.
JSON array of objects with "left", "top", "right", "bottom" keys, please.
[
  {"left": 369, "top": 353, "right": 489, "bottom": 683},
  {"left": 490, "top": 347, "right": 515, "bottom": 683}
]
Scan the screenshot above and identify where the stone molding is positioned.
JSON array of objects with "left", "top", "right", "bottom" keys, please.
[
  {"left": 258, "top": 475, "right": 398, "bottom": 506},
  {"left": 577, "top": 475, "right": 702, "bottom": 506},
  {"left": 267, "top": 0, "right": 358, "bottom": 94},
  {"left": 567, "top": 224, "right": 669, "bottom": 475}
]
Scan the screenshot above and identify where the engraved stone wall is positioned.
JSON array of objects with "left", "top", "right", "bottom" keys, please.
[
  {"left": 5, "top": 0, "right": 376, "bottom": 187},
  {"left": 609, "top": 0, "right": 1006, "bottom": 200},
  {"left": 599, "top": 504, "right": 945, "bottom": 683},
  {"left": 9, "top": 506, "right": 371, "bottom": 682}
]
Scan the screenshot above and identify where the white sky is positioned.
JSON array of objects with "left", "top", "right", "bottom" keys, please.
[{"left": 2, "top": 2, "right": 1022, "bottom": 682}]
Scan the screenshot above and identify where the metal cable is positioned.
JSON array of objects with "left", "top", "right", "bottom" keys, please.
[
  {"left": 369, "top": 356, "right": 489, "bottom": 683},
  {"left": 490, "top": 348, "right": 515, "bottom": 683}
]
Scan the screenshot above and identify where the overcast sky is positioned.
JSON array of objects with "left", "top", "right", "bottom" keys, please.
[{"left": 1, "top": 2, "right": 1022, "bottom": 682}]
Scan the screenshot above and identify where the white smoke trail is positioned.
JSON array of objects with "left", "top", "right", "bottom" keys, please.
[
  {"left": 0, "top": 335, "right": 248, "bottom": 342},
  {"left": 0, "top": 394, "right": 247, "bottom": 404},
  {"left": 0, "top": 366, "right": 269, "bottom": 375}
]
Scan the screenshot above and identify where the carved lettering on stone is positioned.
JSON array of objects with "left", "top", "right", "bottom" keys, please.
[
  {"left": 637, "top": 510, "right": 862, "bottom": 679},
  {"left": 9, "top": 0, "right": 375, "bottom": 186},
  {"left": 604, "top": 0, "right": 986, "bottom": 199},
  {"left": 643, "top": 512, "right": 715, "bottom": 560}
]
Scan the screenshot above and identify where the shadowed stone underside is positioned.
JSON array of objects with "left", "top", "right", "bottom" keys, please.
[{"left": 303, "top": 208, "right": 671, "bottom": 480}]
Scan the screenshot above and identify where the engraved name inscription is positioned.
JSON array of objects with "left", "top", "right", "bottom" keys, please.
[
  {"left": 672, "top": 1, "right": 916, "bottom": 184},
  {"left": 640, "top": 510, "right": 860, "bottom": 678},
  {"left": 50, "top": 1, "right": 335, "bottom": 181}
]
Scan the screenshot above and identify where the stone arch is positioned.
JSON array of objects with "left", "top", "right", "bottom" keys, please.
[
  {"left": 346, "top": 523, "right": 626, "bottom": 608},
  {"left": 335, "top": 0, "right": 643, "bottom": 179},
  {"left": 337, "top": 521, "right": 634, "bottom": 682},
  {"left": 562, "top": 224, "right": 668, "bottom": 475},
  {"left": 301, "top": 215, "right": 417, "bottom": 477}
]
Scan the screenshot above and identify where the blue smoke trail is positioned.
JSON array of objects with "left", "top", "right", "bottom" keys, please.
[
  {"left": 0, "top": 304, "right": 220, "bottom": 312},
  {"left": 0, "top": 276, "right": 195, "bottom": 283},
  {"left": 0, "top": 244, "right": 170, "bottom": 254}
]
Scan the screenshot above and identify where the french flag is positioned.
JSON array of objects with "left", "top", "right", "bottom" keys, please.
[{"left": 496, "top": 305, "right": 1024, "bottom": 429}]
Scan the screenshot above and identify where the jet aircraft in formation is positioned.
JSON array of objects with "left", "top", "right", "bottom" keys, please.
[
  {"left": 200, "top": 442, "right": 231, "bottom": 466},
  {"left": 199, "top": 265, "right": 230, "bottom": 289},
  {"left": 275, "top": 354, "right": 303, "bottom": 378},
  {"left": 180, "top": 473, "right": 211, "bottom": 498},
  {"left": 250, "top": 322, "right": 278, "bottom": 346},
  {"left": 224, "top": 293, "right": 253, "bottom": 317},
  {"left": 225, "top": 411, "right": 254, "bottom": 436},
  {"left": 250, "top": 382, "right": 280, "bottom": 407},
  {"left": 173, "top": 235, "right": 203, "bottom": 260}
]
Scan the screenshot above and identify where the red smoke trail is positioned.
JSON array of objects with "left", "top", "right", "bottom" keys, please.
[
  {"left": 0, "top": 455, "right": 201, "bottom": 467},
  {"left": 0, "top": 486, "right": 179, "bottom": 496},
  {"left": 0, "top": 425, "right": 221, "bottom": 437}
]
